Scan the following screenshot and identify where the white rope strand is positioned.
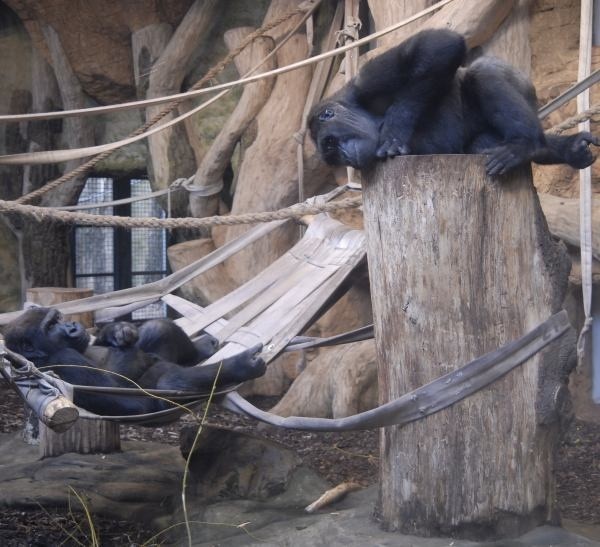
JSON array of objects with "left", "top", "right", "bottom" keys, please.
[{"left": 0, "top": 0, "right": 454, "bottom": 124}]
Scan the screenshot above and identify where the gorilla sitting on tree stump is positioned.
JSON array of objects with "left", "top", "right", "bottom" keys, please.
[
  {"left": 309, "top": 29, "right": 598, "bottom": 175},
  {"left": 4, "top": 307, "right": 266, "bottom": 416}
]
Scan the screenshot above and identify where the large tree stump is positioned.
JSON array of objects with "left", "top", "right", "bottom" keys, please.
[
  {"left": 39, "top": 419, "right": 120, "bottom": 458},
  {"left": 362, "top": 155, "right": 573, "bottom": 539}
]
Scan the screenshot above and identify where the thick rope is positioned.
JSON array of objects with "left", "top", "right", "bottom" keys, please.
[
  {"left": 0, "top": 195, "right": 363, "bottom": 228},
  {"left": 1, "top": 103, "right": 598, "bottom": 229},
  {"left": 1, "top": 96, "right": 598, "bottom": 228},
  {"left": 10, "top": 0, "right": 455, "bottom": 203},
  {"left": 546, "top": 103, "right": 600, "bottom": 135},
  {"left": 15, "top": 3, "right": 312, "bottom": 205}
]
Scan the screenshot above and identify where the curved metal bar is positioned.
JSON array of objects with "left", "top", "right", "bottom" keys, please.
[{"left": 71, "top": 382, "right": 240, "bottom": 399}]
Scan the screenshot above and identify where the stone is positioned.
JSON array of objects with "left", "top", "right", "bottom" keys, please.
[{"left": 180, "top": 425, "right": 326, "bottom": 501}]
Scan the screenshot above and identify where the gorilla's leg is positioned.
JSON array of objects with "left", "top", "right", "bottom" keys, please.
[
  {"left": 137, "top": 318, "right": 218, "bottom": 366},
  {"left": 46, "top": 348, "right": 159, "bottom": 416},
  {"left": 466, "top": 58, "right": 598, "bottom": 174},
  {"left": 152, "top": 344, "right": 266, "bottom": 391},
  {"left": 464, "top": 58, "right": 545, "bottom": 175}
]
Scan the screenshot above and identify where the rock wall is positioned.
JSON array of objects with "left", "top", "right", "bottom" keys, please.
[
  {"left": 0, "top": 2, "right": 32, "bottom": 310},
  {"left": 530, "top": 0, "right": 600, "bottom": 196},
  {"left": 4, "top": 0, "right": 194, "bottom": 104}
]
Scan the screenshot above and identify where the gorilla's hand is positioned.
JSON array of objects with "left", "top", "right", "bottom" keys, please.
[
  {"left": 563, "top": 132, "right": 600, "bottom": 169},
  {"left": 485, "top": 144, "right": 532, "bottom": 176},
  {"left": 376, "top": 120, "right": 411, "bottom": 159},
  {"left": 95, "top": 321, "right": 139, "bottom": 348}
]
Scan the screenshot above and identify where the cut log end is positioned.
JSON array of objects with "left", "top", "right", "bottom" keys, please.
[{"left": 43, "top": 396, "right": 79, "bottom": 433}]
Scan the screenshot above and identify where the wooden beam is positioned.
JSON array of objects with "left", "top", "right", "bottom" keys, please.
[{"left": 539, "top": 193, "right": 600, "bottom": 261}]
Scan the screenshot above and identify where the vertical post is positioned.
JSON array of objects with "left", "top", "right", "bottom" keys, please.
[{"left": 362, "top": 155, "right": 572, "bottom": 539}]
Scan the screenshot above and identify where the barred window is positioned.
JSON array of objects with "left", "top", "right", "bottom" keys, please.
[{"left": 72, "top": 176, "right": 168, "bottom": 319}]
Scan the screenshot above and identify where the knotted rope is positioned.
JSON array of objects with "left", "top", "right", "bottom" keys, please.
[{"left": 546, "top": 103, "right": 600, "bottom": 135}]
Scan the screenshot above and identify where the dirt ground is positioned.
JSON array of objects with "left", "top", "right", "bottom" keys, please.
[{"left": 1, "top": 381, "right": 599, "bottom": 545}]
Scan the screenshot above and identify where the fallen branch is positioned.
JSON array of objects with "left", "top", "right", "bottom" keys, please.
[{"left": 304, "top": 481, "right": 362, "bottom": 513}]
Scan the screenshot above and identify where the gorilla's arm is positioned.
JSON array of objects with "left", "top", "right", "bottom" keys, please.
[{"left": 355, "top": 29, "right": 466, "bottom": 157}]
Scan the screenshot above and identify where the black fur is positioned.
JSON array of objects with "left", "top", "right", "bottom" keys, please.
[
  {"left": 309, "top": 29, "right": 599, "bottom": 176},
  {"left": 4, "top": 308, "right": 265, "bottom": 416}
]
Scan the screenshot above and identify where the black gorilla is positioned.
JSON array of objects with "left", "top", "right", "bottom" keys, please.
[
  {"left": 309, "top": 29, "right": 598, "bottom": 175},
  {"left": 3, "top": 307, "right": 266, "bottom": 416}
]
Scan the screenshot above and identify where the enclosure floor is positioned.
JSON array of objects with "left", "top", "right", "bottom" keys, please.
[{"left": 1, "top": 381, "right": 599, "bottom": 545}]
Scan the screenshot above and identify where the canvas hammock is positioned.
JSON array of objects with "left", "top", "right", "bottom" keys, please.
[{"left": 1, "top": 211, "right": 570, "bottom": 432}]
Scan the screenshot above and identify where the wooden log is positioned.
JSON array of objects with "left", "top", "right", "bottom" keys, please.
[
  {"left": 188, "top": 28, "right": 275, "bottom": 222},
  {"left": 223, "top": 1, "right": 317, "bottom": 285},
  {"left": 538, "top": 193, "right": 600, "bottom": 261},
  {"left": 365, "top": 0, "right": 513, "bottom": 54},
  {"left": 17, "top": 28, "right": 95, "bottom": 292},
  {"left": 26, "top": 286, "right": 94, "bottom": 327},
  {"left": 138, "top": 0, "right": 218, "bottom": 207},
  {"left": 40, "top": 418, "right": 120, "bottom": 458},
  {"left": 167, "top": 238, "right": 236, "bottom": 304},
  {"left": 39, "top": 24, "right": 95, "bottom": 206},
  {"left": 7, "top": 375, "right": 79, "bottom": 435},
  {"left": 362, "top": 155, "right": 572, "bottom": 539}
]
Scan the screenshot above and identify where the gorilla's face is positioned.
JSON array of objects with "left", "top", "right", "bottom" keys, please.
[
  {"left": 308, "top": 101, "right": 381, "bottom": 169},
  {"left": 4, "top": 307, "right": 90, "bottom": 363}
]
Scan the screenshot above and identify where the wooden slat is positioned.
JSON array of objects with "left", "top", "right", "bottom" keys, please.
[
  {"left": 217, "top": 264, "right": 337, "bottom": 342},
  {"left": 174, "top": 215, "right": 365, "bottom": 338},
  {"left": 260, "top": 250, "right": 364, "bottom": 359},
  {"left": 167, "top": 215, "right": 365, "bottom": 366}
]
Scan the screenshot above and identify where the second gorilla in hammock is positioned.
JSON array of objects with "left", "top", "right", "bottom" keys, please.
[{"left": 3, "top": 307, "right": 266, "bottom": 416}]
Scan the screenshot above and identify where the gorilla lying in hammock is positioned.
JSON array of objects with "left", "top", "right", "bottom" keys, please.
[
  {"left": 4, "top": 307, "right": 266, "bottom": 416},
  {"left": 309, "top": 28, "right": 599, "bottom": 175}
]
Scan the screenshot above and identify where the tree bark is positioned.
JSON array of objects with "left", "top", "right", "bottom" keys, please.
[
  {"left": 19, "top": 27, "right": 95, "bottom": 291},
  {"left": 139, "top": 0, "right": 219, "bottom": 215},
  {"left": 187, "top": 28, "right": 275, "bottom": 224},
  {"left": 362, "top": 155, "right": 572, "bottom": 539},
  {"left": 538, "top": 193, "right": 600, "bottom": 261}
]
